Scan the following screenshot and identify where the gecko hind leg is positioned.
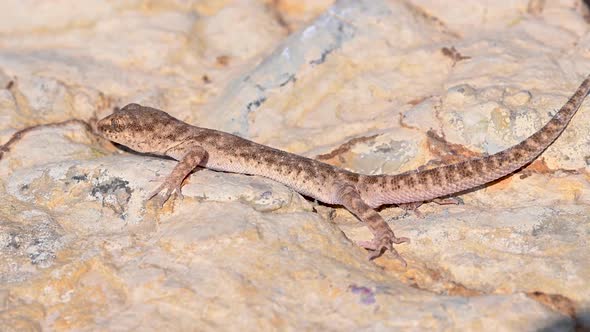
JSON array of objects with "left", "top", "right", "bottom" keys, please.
[{"left": 337, "top": 185, "right": 410, "bottom": 265}]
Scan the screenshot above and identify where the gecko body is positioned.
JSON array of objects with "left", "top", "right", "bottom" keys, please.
[{"left": 97, "top": 75, "right": 590, "bottom": 263}]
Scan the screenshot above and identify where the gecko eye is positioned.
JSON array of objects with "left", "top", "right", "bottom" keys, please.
[{"left": 110, "top": 119, "right": 125, "bottom": 132}]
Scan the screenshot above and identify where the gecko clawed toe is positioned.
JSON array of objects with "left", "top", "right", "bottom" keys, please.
[
  {"left": 94, "top": 75, "right": 590, "bottom": 265},
  {"left": 147, "top": 179, "right": 184, "bottom": 207},
  {"left": 358, "top": 232, "right": 411, "bottom": 264}
]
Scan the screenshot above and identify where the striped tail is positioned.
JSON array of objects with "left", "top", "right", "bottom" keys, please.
[{"left": 364, "top": 74, "right": 590, "bottom": 206}]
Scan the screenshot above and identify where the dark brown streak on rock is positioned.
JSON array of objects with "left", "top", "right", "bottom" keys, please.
[
  {"left": 426, "top": 129, "right": 481, "bottom": 164},
  {"left": 267, "top": 0, "right": 292, "bottom": 34},
  {"left": 441, "top": 46, "right": 471, "bottom": 67},
  {"left": 315, "top": 134, "right": 379, "bottom": 161},
  {"left": 0, "top": 119, "right": 93, "bottom": 160},
  {"left": 526, "top": 291, "right": 577, "bottom": 322}
]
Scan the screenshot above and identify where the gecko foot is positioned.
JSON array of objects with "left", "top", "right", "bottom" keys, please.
[
  {"left": 357, "top": 232, "right": 410, "bottom": 266},
  {"left": 147, "top": 179, "right": 184, "bottom": 207}
]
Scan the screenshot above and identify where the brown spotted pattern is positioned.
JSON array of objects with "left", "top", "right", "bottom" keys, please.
[
  {"left": 96, "top": 75, "right": 590, "bottom": 260},
  {"left": 362, "top": 74, "right": 590, "bottom": 207}
]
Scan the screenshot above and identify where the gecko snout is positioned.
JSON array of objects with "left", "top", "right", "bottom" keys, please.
[
  {"left": 96, "top": 113, "right": 130, "bottom": 141},
  {"left": 96, "top": 116, "right": 115, "bottom": 134}
]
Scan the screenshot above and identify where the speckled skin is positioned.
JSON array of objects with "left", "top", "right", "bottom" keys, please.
[{"left": 97, "top": 75, "right": 590, "bottom": 263}]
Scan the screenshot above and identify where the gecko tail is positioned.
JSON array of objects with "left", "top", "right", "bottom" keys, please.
[{"left": 364, "top": 74, "right": 590, "bottom": 206}]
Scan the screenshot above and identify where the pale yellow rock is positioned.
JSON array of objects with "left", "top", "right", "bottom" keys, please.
[
  {"left": 0, "top": 0, "right": 589, "bottom": 330},
  {"left": 193, "top": 0, "right": 286, "bottom": 61}
]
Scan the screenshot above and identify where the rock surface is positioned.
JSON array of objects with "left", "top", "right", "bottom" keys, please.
[{"left": 0, "top": 0, "right": 589, "bottom": 330}]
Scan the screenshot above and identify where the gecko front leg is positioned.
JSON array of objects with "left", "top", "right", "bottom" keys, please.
[
  {"left": 148, "top": 142, "right": 207, "bottom": 206},
  {"left": 336, "top": 184, "right": 410, "bottom": 265}
]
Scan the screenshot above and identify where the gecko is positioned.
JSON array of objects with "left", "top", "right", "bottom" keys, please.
[{"left": 92, "top": 74, "right": 589, "bottom": 264}]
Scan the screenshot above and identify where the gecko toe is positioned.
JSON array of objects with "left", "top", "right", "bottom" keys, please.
[
  {"left": 367, "top": 248, "right": 384, "bottom": 260},
  {"left": 366, "top": 244, "right": 406, "bottom": 266},
  {"left": 146, "top": 183, "right": 186, "bottom": 208},
  {"left": 392, "top": 236, "right": 411, "bottom": 244},
  {"left": 147, "top": 183, "right": 165, "bottom": 201},
  {"left": 359, "top": 232, "right": 409, "bottom": 265},
  {"left": 386, "top": 248, "right": 408, "bottom": 267}
]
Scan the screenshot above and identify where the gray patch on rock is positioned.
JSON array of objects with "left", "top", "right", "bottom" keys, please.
[
  {"left": 531, "top": 215, "right": 577, "bottom": 240},
  {"left": 71, "top": 173, "right": 88, "bottom": 182},
  {"left": 251, "top": 190, "right": 282, "bottom": 211},
  {"left": 372, "top": 140, "right": 410, "bottom": 157},
  {"left": 246, "top": 96, "right": 267, "bottom": 113},
  {"left": 309, "top": 20, "right": 356, "bottom": 66},
  {"left": 0, "top": 214, "right": 65, "bottom": 275},
  {"left": 91, "top": 176, "right": 133, "bottom": 218}
]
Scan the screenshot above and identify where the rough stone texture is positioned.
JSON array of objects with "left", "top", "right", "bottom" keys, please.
[{"left": 0, "top": 0, "right": 589, "bottom": 330}]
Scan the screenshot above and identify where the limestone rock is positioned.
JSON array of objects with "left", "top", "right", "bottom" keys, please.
[{"left": 0, "top": 0, "right": 588, "bottom": 330}]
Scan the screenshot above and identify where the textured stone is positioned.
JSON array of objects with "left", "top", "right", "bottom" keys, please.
[{"left": 0, "top": 0, "right": 589, "bottom": 330}]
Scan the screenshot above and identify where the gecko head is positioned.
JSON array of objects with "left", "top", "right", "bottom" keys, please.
[{"left": 97, "top": 103, "right": 181, "bottom": 153}]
